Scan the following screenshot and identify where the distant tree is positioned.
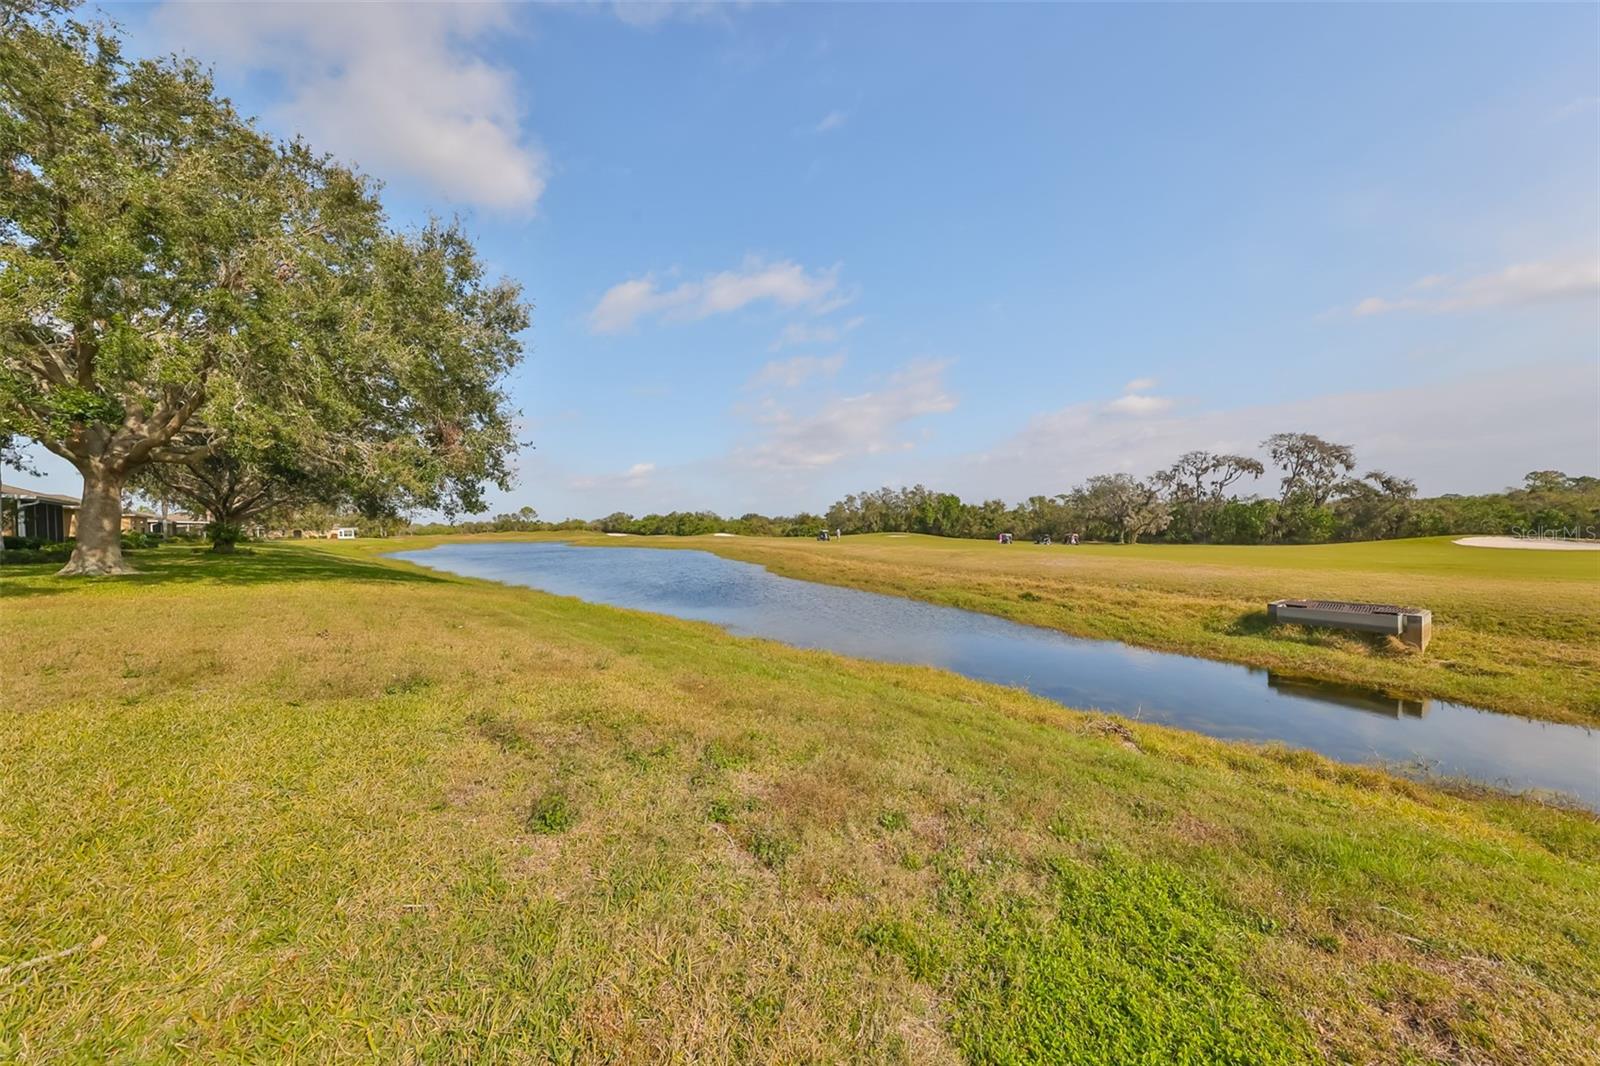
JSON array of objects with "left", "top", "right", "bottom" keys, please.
[
  {"left": 486, "top": 505, "right": 540, "bottom": 532},
  {"left": 1013, "top": 494, "right": 1079, "bottom": 542},
  {"left": 830, "top": 492, "right": 860, "bottom": 532},
  {"left": 1261, "top": 433, "right": 1354, "bottom": 542},
  {"left": 1263, "top": 433, "right": 1356, "bottom": 507},
  {"left": 1155, "top": 451, "right": 1265, "bottom": 541},
  {"left": 0, "top": 3, "right": 528, "bottom": 574},
  {"left": 1523, "top": 470, "right": 1570, "bottom": 494},
  {"left": 1334, "top": 470, "right": 1418, "bottom": 541},
  {"left": 783, "top": 512, "right": 826, "bottom": 536},
  {"left": 1076, "top": 474, "right": 1171, "bottom": 544},
  {"left": 1158, "top": 450, "right": 1266, "bottom": 503}
]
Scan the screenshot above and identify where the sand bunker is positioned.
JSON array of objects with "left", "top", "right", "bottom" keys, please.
[{"left": 1454, "top": 536, "right": 1600, "bottom": 551}]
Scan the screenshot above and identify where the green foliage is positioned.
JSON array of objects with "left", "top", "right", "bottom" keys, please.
[
  {"left": 0, "top": 2, "right": 529, "bottom": 571},
  {"left": 1271, "top": 497, "right": 1339, "bottom": 544},
  {"left": 1210, "top": 499, "right": 1277, "bottom": 543}
]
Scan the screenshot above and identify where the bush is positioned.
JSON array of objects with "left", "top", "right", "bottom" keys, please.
[
  {"left": 1, "top": 539, "right": 74, "bottom": 564},
  {"left": 3, "top": 532, "right": 163, "bottom": 564}
]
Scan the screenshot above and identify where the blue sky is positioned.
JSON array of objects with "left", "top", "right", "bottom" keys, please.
[{"left": 13, "top": 2, "right": 1599, "bottom": 517}]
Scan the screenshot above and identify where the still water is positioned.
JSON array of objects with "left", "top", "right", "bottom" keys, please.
[{"left": 393, "top": 541, "right": 1599, "bottom": 809}]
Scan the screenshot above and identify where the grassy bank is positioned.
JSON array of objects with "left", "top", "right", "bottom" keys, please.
[
  {"left": 2, "top": 543, "right": 1597, "bottom": 1062},
  {"left": 535, "top": 532, "right": 1597, "bottom": 726}
]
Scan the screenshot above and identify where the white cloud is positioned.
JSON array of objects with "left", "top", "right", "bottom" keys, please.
[
  {"left": 152, "top": 2, "right": 546, "bottom": 211},
  {"left": 1105, "top": 392, "right": 1173, "bottom": 416},
  {"left": 954, "top": 361, "right": 1598, "bottom": 499},
  {"left": 1123, "top": 377, "right": 1158, "bottom": 392},
  {"left": 589, "top": 258, "right": 845, "bottom": 333},
  {"left": 1349, "top": 257, "right": 1600, "bottom": 317},
  {"left": 748, "top": 353, "right": 846, "bottom": 389},
  {"left": 571, "top": 461, "right": 656, "bottom": 490},
  {"left": 735, "top": 359, "right": 956, "bottom": 471},
  {"left": 814, "top": 109, "right": 849, "bottom": 134}
]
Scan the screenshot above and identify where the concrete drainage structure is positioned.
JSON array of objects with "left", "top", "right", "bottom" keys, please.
[{"left": 1268, "top": 599, "right": 1432, "bottom": 652}]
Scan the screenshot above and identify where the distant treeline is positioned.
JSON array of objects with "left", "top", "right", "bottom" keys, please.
[{"left": 373, "top": 434, "right": 1600, "bottom": 546}]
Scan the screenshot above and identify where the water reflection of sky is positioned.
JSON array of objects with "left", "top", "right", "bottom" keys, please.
[{"left": 394, "top": 542, "right": 1600, "bottom": 810}]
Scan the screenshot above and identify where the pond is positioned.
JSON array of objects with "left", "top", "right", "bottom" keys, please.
[{"left": 392, "top": 541, "right": 1600, "bottom": 810}]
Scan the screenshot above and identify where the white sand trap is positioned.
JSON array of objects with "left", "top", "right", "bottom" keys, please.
[
  {"left": 604, "top": 532, "right": 630, "bottom": 537},
  {"left": 886, "top": 534, "right": 909, "bottom": 538},
  {"left": 1454, "top": 536, "right": 1600, "bottom": 551},
  {"left": 712, "top": 532, "right": 737, "bottom": 537}
]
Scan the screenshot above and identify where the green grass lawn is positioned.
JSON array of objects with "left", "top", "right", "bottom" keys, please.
[
  {"left": 2, "top": 542, "right": 1597, "bottom": 1063},
  {"left": 541, "top": 532, "right": 1598, "bottom": 726}
]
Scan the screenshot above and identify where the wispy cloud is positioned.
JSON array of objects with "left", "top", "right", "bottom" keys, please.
[
  {"left": 152, "top": 2, "right": 546, "bottom": 211},
  {"left": 1551, "top": 96, "right": 1600, "bottom": 123},
  {"left": 589, "top": 257, "right": 846, "bottom": 333},
  {"left": 813, "top": 109, "right": 849, "bottom": 134},
  {"left": 607, "top": 2, "right": 736, "bottom": 29},
  {"left": 734, "top": 359, "right": 956, "bottom": 470},
  {"left": 1123, "top": 377, "right": 1158, "bottom": 392},
  {"left": 747, "top": 353, "right": 846, "bottom": 390},
  {"left": 1348, "top": 257, "right": 1600, "bottom": 317},
  {"left": 769, "top": 316, "right": 863, "bottom": 351}
]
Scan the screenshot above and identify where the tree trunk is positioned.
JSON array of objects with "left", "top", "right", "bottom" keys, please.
[
  {"left": 207, "top": 506, "right": 247, "bottom": 554},
  {"left": 59, "top": 467, "right": 133, "bottom": 576}
]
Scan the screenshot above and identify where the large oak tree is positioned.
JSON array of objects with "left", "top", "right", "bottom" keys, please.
[{"left": 1, "top": 1, "right": 527, "bottom": 574}]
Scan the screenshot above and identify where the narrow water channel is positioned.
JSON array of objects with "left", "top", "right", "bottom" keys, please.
[{"left": 393, "top": 541, "right": 1599, "bottom": 810}]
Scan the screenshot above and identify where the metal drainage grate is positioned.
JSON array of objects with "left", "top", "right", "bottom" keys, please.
[{"left": 1277, "top": 600, "right": 1416, "bottom": 615}]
